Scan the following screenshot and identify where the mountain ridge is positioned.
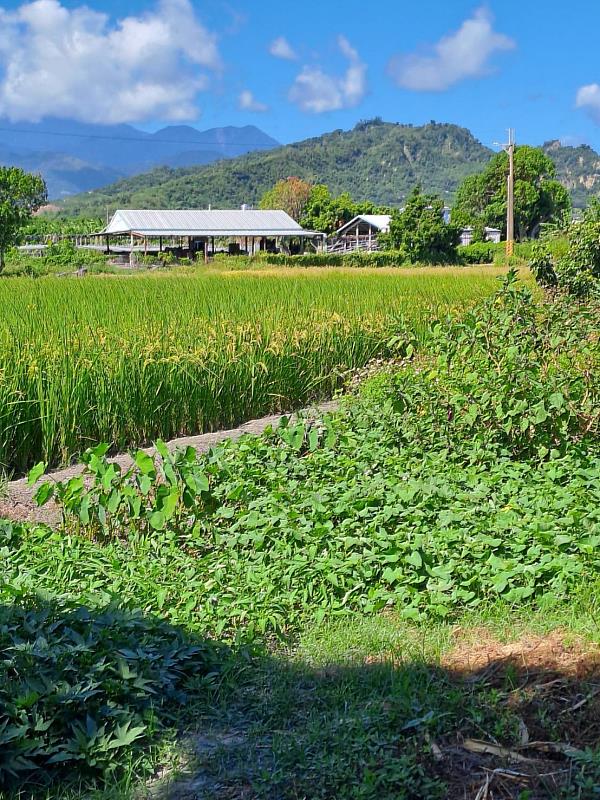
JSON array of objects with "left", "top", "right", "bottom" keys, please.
[
  {"left": 60, "top": 121, "right": 495, "bottom": 216},
  {"left": 59, "top": 121, "right": 600, "bottom": 218},
  {"left": 0, "top": 119, "right": 279, "bottom": 199}
]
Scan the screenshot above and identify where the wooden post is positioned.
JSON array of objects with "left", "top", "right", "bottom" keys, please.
[{"left": 159, "top": 236, "right": 163, "bottom": 253}]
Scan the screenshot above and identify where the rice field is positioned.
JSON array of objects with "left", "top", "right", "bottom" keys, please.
[{"left": 0, "top": 266, "right": 507, "bottom": 474}]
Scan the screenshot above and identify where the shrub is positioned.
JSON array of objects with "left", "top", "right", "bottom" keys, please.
[
  {"left": 371, "top": 270, "right": 599, "bottom": 459},
  {"left": 250, "top": 251, "right": 409, "bottom": 268},
  {"left": 529, "top": 208, "right": 600, "bottom": 297}
]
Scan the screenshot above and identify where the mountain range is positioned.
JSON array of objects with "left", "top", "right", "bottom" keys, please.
[
  {"left": 0, "top": 119, "right": 279, "bottom": 198},
  {"left": 58, "top": 120, "right": 600, "bottom": 218}
]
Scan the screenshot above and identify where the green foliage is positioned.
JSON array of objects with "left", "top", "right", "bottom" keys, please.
[
  {"left": 458, "top": 241, "right": 500, "bottom": 264},
  {"left": 300, "top": 184, "right": 390, "bottom": 235},
  {"left": 32, "top": 440, "right": 213, "bottom": 538},
  {"left": 0, "top": 589, "right": 221, "bottom": 788},
  {"left": 459, "top": 240, "right": 536, "bottom": 265},
  {"left": 530, "top": 203, "right": 600, "bottom": 296},
  {"left": 385, "top": 188, "right": 461, "bottom": 264},
  {"left": 17, "top": 275, "right": 599, "bottom": 635},
  {"left": 377, "top": 270, "right": 599, "bottom": 459},
  {"left": 22, "top": 216, "right": 104, "bottom": 239},
  {"left": 0, "top": 167, "right": 47, "bottom": 271},
  {"left": 253, "top": 251, "right": 410, "bottom": 268},
  {"left": 454, "top": 145, "right": 572, "bottom": 240}
]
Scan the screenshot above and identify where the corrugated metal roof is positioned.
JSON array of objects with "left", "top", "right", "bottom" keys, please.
[
  {"left": 333, "top": 214, "right": 392, "bottom": 236},
  {"left": 104, "top": 209, "right": 313, "bottom": 236}
]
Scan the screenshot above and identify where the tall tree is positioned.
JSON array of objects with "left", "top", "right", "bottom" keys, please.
[
  {"left": 259, "top": 177, "right": 312, "bottom": 222},
  {"left": 386, "top": 187, "right": 460, "bottom": 264},
  {"left": 0, "top": 167, "right": 47, "bottom": 272},
  {"left": 453, "top": 146, "right": 571, "bottom": 240}
]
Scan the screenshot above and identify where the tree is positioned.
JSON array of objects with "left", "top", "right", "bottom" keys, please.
[
  {"left": 0, "top": 167, "right": 47, "bottom": 271},
  {"left": 453, "top": 146, "right": 571, "bottom": 241},
  {"left": 385, "top": 187, "right": 460, "bottom": 264},
  {"left": 300, "top": 184, "right": 385, "bottom": 234},
  {"left": 259, "top": 177, "right": 312, "bottom": 222}
]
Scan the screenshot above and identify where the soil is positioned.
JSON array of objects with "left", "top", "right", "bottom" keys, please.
[{"left": 437, "top": 628, "right": 600, "bottom": 799}]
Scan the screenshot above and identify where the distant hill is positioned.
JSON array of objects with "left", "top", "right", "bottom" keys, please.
[
  {"left": 60, "top": 121, "right": 495, "bottom": 216},
  {"left": 0, "top": 119, "right": 279, "bottom": 199},
  {"left": 56, "top": 122, "right": 600, "bottom": 216},
  {"left": 543, "top": 140, "right": 600, "bottom": 208}
]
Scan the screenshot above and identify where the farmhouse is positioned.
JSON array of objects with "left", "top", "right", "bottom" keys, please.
[
  {"left": 327, "top": 214, "right": 391, "bottom": 253},
  {"left": 103, "top": 208, "right": 325, "bottom": 257}
]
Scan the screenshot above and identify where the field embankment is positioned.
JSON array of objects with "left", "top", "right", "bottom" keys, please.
[{"left": 0, "top": 266, "right": 505, "bottom": 474}]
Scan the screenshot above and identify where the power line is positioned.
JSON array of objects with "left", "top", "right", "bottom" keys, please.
[{"left": 0, "top": 125, "right": 276, "bottom": 149}]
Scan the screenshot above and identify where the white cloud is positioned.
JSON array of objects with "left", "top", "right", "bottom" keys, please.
[
  {"left": 0, "top": 0, "right": 221, "bottom": 124},
  {"left": 389, "top": 7, "right": 515, "bottom": 92},
  {"left": 239, "top": 90, "right": 268, "bottom": 113},
  {"left": 269, "top": 36, "right": 297, "bottom": 61},
  {"left": 576, "top": 84, "right": 600, "bottom": 122},
  {"left": 288, "top": 35, "right": 367, "bottom": 114}
]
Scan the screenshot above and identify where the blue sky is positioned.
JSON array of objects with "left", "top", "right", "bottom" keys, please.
[{"left": 1, "top": 0, "right": 600, "bottom": 150}]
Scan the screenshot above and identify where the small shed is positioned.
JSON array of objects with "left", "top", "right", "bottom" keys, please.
[
  {"left": 102, "top": 209, "right": 324, "bottom": 257},
  {"left": 327, "top": 214, "right": 392, "bottom": 253}
]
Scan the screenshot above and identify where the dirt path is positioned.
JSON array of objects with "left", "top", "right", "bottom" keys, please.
[{"left": 1, "top": 400, "right": 340, "bottom": 527}]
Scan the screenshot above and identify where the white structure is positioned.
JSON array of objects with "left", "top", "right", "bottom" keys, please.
[
  {"left": 460, "top": 227, "right": 502, "bottom": 247},
  {"left": 103, "top": 208, "right": 324, "bottom": 256},
  {"left": 327, "top": 214, "right": 392, "bottom": 253}
]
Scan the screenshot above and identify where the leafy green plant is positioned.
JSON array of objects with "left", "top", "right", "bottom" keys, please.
[
  {"left": 530, "top": 203, "right": 600, "bottom": 296},
  {"left": 375, "top": 270, "right": 599, "bottom": 458},
  {"left": 31, "top": 440, "right": 213, "bottom": 537},
  {"left": 0, "top": 585, "right": 222, "bottom": 788}
]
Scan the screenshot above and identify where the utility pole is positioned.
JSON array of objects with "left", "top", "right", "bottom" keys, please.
[{"left": 503, "top": 129, "right": 516, "bottom": 257}]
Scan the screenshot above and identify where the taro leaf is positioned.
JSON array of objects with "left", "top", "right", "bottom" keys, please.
[
  {"left": 185, "top": 471, "right": 209, "bottom": 496},
  {"left": 27, "top": 462, "right": 47, "bottom": 487},
  {"left": 161, "top": 489, "right": 180, "bottom": 521},
  {"left": 308, "top": 428, "right": 320, "bottom": 452},
  {"left": 33, "top": 482, "right": 54, "bottom": 506},
  {"left": 134, "top": 451, "right": 156, "bottom": 476},
  {"left": 154, "top": 439, "right": 170, "bottom": 459},
  {"left": 149, "top": 511, "right": 166, "bottom": 531},
  {"left": 139, "top": 475, "right": 153, "bottom": 496}
]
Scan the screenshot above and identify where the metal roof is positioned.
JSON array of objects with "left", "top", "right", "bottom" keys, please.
[
  {"left": 334, "top": 214, "right": 392, "bottom": 236},
  {"left": 103, "top": 209, "right": 320, "bottom": 237}
]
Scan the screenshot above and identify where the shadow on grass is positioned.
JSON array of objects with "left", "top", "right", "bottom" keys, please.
[
  {"left": 2, "top": 601, "right": 600, "bottom": 800},
  {"left": 153, "top": 628, "right": 600, "bottom": 800}
]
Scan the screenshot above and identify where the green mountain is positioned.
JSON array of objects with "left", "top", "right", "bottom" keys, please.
[
  {"left": 60, "top": 121, "right": 493, "bottom": 215},
  {"left": 59, "top": 121, "right": 600, "bottom": 216},
  {"left": 543, "top": 140, "right": 600, "bottom": 208}
]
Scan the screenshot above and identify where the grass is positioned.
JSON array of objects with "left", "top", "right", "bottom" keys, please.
[{"left": 0, "top": 265, "right": 506, "bottom": 474}]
